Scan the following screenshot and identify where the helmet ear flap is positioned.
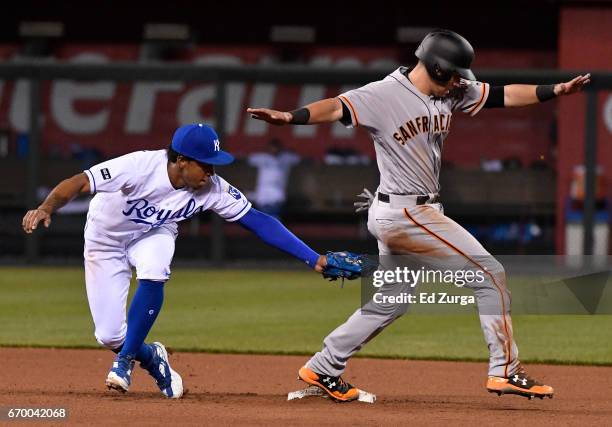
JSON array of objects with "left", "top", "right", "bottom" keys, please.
[
  {"left": 433, "top": 64, "right": 445, "bottom": 80},
  {"left": 426, "top": 62, "right": 453, "bottom": 83}
]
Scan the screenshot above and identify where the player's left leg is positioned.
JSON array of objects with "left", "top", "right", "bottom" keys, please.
[
  {"left": 121, "top": 226, "right": 183, "bottom": 398},
  {"left": 400, "top": 204, "right": 553, "bottom": 399}
]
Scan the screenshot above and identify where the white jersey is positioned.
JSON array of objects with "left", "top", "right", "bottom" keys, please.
[
  {"left": 248, "top": 151, "right": 300, "bottom": 205},
  {"left": 339, "top": 66, "right": 490, "bottom": 195},
  {"left": 84, "top": 149, "right": 251, "bottom": 241}
]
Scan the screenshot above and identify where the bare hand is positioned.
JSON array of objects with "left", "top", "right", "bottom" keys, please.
[
  {"left": 555, "top": 74, "right": 591, "bottom": 96},
  {"left": 314, "top": 254, "right": 327, "bottom": 273},
  {"left": 246, "top": 108, "right": 292, "bottom": 125},
  {"left": 22, "top": 208, "right": 52, "bottom": 234}
]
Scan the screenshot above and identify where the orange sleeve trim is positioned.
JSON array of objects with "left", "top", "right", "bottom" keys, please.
[
  {"left": 467, "top": 83, "right": 487, "bottom": 115},
  {"left": 338, "top": 95, "right": 359, "bottom": 127},
  {"left": 403, "top": 207, "right": 513, "bottom": 377}
]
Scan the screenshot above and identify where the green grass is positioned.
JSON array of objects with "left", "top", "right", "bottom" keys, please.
[{"left": 1, "top": 267, "right": 611, "bottom": 365}]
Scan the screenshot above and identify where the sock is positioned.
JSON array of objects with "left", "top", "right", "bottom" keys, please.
[
  {"left": 112, "top": 343, "right": 152, "bottom": 366},
  {"left": 113, "top": 343, "right": 154, "bottom": 366},
  {"left": 119, "top": 279, "right": 164, "bottom": 366}
]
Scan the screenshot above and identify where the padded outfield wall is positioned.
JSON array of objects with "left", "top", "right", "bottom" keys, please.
[
  {"left": 556, "top": 6, "right": 612, "bottom": 253},
  {"left": 0, "top": 45, "right": 556, "bottom": 167}
]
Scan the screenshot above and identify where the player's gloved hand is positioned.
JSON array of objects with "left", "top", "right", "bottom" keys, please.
[
  {"left": 354, "top": 188, "right": 374, "bottom": 213},
  {"left": 22, "top": 207, "right": 52, "bottom": 234},
  {"left": 322, "top": 251, "right": 367, "bottom": 283}
]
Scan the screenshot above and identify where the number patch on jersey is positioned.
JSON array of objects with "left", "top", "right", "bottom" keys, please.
[
  {"left": 228, "top": 185, "right": 241, "bottom": 200},
  {"left": 100, "top": 168, "right": 111, "bottom": 180}
]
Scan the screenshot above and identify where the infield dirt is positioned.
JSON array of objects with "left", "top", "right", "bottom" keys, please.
[{"left": 2, "top": 348, "right": 611, "bottom": 426}]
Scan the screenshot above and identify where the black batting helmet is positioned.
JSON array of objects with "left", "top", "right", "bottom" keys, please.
[{"left": 415, "top": 29, "right": 476, "bottom": 82}]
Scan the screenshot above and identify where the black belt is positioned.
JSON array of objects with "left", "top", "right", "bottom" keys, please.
[{"left": 378, "top": 192, "right": 439, "bottom": 205}]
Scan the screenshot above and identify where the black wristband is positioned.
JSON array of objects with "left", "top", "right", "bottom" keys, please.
[
  {"left": 536, "top": 84, "right": 556, "bottom": 102},
  {"left": 289, "top": 107, "right": 310, "bottom": 124}
]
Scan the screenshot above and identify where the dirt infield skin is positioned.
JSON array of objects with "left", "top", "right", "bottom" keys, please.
[{"left": 2, "top": 348, "right": 611, "bottom": 426}]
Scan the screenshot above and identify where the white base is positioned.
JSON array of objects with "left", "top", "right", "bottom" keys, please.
[{"left": 287, "top": 385, "right": 376, "bottom": 403}]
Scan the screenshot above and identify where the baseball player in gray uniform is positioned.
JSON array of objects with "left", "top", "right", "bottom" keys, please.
[{"left": 248, "top": 29, "right": 590, "bottom": 402}]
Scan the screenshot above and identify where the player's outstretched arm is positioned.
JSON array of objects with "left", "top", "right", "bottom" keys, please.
[
  {"left": 237, "top": 207, "right": 327, "bottom": 271},
  {"left": 22, "top": 172, "right": 91, "bottom": 234},
  {"left": 247, "top": 98, "right": 343, "bottom": 126},
  {"left": 236, "top": 208, "right": 368, "bottom": 280},
  {"left": 503, "top": 74, "right": 591, "bottom": 107}
]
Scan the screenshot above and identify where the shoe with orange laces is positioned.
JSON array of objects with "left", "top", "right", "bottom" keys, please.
[
  {"left": 487, "top": 368, "right": 554, "bottom": 400},
  {"left": 298, "top": 366, "right": 360, "bottom": 402}
]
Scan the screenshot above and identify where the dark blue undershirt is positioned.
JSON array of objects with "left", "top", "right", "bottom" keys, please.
[{"left": 237, "top": 208, "right": 320, "bottom": 268}]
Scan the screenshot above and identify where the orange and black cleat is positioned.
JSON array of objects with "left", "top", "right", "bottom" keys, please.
[
  {"left": 298, "top": 366, "right": 360, "bottom": 402},
  {"left": 487, "top": 370, "right": 554, "bottom": 400}
]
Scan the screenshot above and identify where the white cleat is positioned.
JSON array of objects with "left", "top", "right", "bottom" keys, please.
[
  {"left": 141, "top": 342, "right": 184, "bottom": 399},
  {"left": 105, "top": 355, "right": 135, "bottom": 393}
]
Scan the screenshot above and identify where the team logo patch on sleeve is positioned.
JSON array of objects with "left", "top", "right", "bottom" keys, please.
[
  {"left": 228, "top": 186, "right": 241, "bottom": 200},
  {"left": 100, "top": 168, "right": 111, "bottom": 180}
]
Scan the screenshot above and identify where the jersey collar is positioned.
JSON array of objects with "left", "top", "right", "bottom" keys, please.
[{"left": 392, "top": 66, "right": 432, "bottom": 102}]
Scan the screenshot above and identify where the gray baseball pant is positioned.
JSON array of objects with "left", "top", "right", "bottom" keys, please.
[{"left": 307, "top": 198, "right": 520, "bottom": 378}]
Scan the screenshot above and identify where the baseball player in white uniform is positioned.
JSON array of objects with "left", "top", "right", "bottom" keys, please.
[
  {"left": 22, "top": 123, "right": 364, "bottom": 398},
  {"left": 248, "top": 29, "right": 590, "bottom": 401}
]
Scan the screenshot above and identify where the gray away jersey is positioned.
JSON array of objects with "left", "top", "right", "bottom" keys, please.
[{"left": 339, "top": 66, "right": 490, "bottom": 195}]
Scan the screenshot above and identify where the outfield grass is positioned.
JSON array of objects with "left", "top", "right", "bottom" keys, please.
[{"left": 1, "top": 267, "right": 611, "bottom": 365}]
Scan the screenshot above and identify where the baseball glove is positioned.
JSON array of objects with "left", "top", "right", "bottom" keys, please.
[{"left": 323, "top": 251, "right": 370, "bottom": 283}]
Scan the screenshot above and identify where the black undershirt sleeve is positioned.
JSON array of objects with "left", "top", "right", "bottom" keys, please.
[
  {"left": 483, "top": 85, "right": 505, "bottom": 108},
  {"left": 339, "top": 99, "right": 352, "bottom": 125}
]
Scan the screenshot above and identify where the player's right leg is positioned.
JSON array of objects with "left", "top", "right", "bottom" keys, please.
[
  {"left": 83, "top": 231, "right": 134, "bottom": 393},
  {"left": 301, "top": 201, "right": 411, "bottom": 400},
  {"left": 299, "top": 281, "right": 408, "bottom": 401}
]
